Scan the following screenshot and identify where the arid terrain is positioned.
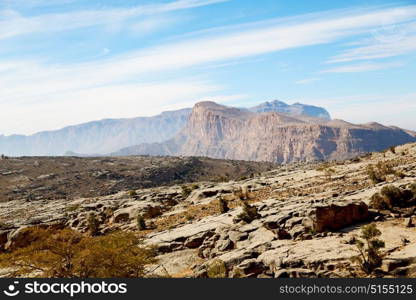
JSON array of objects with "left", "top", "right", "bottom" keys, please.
[
  {"left": 0, "top": 142, "right": 415, "bottom": 278},
  {"left": 0, "top": 156, "right": 275, "bottom": 202}
]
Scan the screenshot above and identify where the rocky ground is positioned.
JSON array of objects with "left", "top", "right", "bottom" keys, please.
[
  {"left": 1, "top": 143, "right": 416, "bottom": 278},
  {"left": 0, "top": 155, "right": 275, "bottom": 201}
]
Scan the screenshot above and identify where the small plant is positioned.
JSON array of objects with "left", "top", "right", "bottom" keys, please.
[
  {"left": 388, "top": 146, "right": 396, "bottom": 154},
  {"left": 128, "top": 190, "right": 137, "bottom": 198},
  {"left": 218, "top": 198, "right": 229, "bottom": 214},
  {"left": 181, "top": 186, "right": 193, "bottom": 198},
  {"left": 324, "top": 168, "right": 335, "bottom": 181},
  {"left": 190, "top": 184, "right": 199, "bottom": 190},
  {"left": 87, "top": 213, "right": 100, "bottom": 236},
  {"left": 185, "top": 213, "right": 194, "bottom": 221},
  {"left": 137, "top": 214, "right": 146, "bottom": 231},
  {"left": 230, "top": 267, "right": 245, "bottom": 278},
  {"left": 351, "top": 223, "right": 385, "bottom": 274},
  {"left": 236, "top": 202, "right": 260, "bottom": 223},
  {"left": 207, "top": 259, "right": 227, "bottom": 278},
  {"left": 65, "top": 204, "right": 80, "bottom": 212}
]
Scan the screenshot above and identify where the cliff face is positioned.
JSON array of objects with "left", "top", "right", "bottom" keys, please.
[{"left": 115, "top": 101, "right": 416, "bottom": 163}]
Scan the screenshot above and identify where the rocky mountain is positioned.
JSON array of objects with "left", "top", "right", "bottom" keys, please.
[
  {"left": 114, "top": 101, "right": 416, "bottom": 163},
  {"left": 0, "top": 100, "right": 330, "bottom": 157},
  {"left": 249, "top": 100, "right": 331, "bottom": 120}
]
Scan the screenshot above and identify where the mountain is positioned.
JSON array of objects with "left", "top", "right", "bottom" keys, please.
[
  {"left": 249, "top": 100, "right": 331, "bottom": 120},
  {"left": 0, "top": 109, "right": 191, "bottom": 156},
  {"left": 113, "top": 101, "right": 416, "bottom": 163},
  {"left": 0, "top": 100, "right": 330, "bottom": 156}
]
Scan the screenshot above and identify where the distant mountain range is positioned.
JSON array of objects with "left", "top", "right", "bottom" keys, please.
[
  {"left": 0, "top": 100, "right": 330, "bottom": 156},
  {"left": 113, "top": 101, "right": 416, "bottom": 164}
]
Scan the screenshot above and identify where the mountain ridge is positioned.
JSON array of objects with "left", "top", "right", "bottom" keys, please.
[
  {"left": 113, "top": 101, "right": 416, "bottom": 164},
  {"left": 0, "top": 100, "right": 330, "bottom": 156}
]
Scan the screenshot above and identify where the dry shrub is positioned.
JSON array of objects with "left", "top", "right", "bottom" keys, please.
[
  {"left": 207, "top": 259, "right": 227, "bottom": 278},
  {"left": 369, "top": 185, "right": 414, "bottom": 210},
  {"left": 0, "top": 228, "right": 156, "bottom": 278},
  {"left": 236, "top": 202, "right": 260, "bottom": 223},
  {"left": 366, "top": 161, "right": 397, "bottom": 184},
  {"left": 218, "top": 198, "right": 229, "bottom": 214}
]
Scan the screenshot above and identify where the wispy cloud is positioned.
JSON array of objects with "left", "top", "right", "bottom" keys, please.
[
  {"left": 3, "top": 4, "right": 412, "bottom": 98},
  {"left": 321, "top": 61, "right": 403, "bottom": 73},
  {"left": 0, "top": 0, "right": 228, "bottom": 39},
  {"left": 295, "top": 78, "right": 320, "bottom": 84},
  {"left": 2, "top": 4, "right": 416, "bottom": 134},
  {"left": 327, "top": 22, "right": 416, "bottom": 63}
]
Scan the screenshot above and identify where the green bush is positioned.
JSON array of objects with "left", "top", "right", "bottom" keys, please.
[
  {"left": 369, "top": 185, "right": 413, "bottom": 210},
  {"left": 137, "top": 214, "right": 146, "bottom": 231},
  {"left": 0, "top": 228, "right": 157, "bottom": 278},
  {"left": 237, "top": 202, "right": 260, "bottom": 223},
  {"left": 207, "top": 259, "right": 227, "bottom": 278},
  {"left": 87, "top": 213, "right": 100, "bottom": 236},
  {"left": 352, "top": 223, "right": 385, "bottom": 274},
  {"left": 181, "top": 186, "right": 192, "bottom": 198},
  {"left": 218, "top": 198, "right": 229, "bottom": 214}
]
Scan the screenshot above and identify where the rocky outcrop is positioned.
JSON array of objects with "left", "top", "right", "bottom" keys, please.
[
  {"left": 313, "top": 202, "right": 369, "bottom": 232},
  {"left": 116, "top": 101, "right": 416, "bottom": 164}
]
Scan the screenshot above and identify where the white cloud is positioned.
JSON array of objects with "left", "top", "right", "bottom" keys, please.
[
  {"left": 2, "top": 4, "right": 416, "bottom": 134},
  {"left": 321, "top": 61, "right": 403, "bottom": 73},
  {"left": 295, "top": 78, "right": 320, "bottom": 84},
  {"left": 3, "top": 4, "right": 414, "bottom": 100},
  {"left": 327, "top": 22, "right": 416, "bottom": 63},
  {"left": 0, "top": 0, "right": 228, "bottom": 39}
]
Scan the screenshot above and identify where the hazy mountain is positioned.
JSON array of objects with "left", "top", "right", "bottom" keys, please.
[
  {"left": 249, "top": 100, "right": 331, "bottom": 120},
  {"left": 114, "top": 101, "right": 416, "bottom": 163},
  {"left": 0, "top": 109, "right": 191, "bottom": 156},
  {"left": 0, "top": 100, "right": 330, "bottom": 156}
]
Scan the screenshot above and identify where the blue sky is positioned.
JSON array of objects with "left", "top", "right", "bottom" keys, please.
[{"left": 0, "top": 0, "right": 415, "bottom": 135}]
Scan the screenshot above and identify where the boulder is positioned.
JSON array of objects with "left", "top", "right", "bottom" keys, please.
[
  {"left": 313, "top": 202, "right": 369, "bottom": 232},
  {"left": 184, "top": 231, "right": 213, "bottom": 249},
  {"left": 277, "top": 229, "right": 291, "bottom": 240},
  {"left": 237, "top": 259, "right": 267, "bottom": 276}
]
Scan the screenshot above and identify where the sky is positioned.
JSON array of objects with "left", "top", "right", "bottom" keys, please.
[{"left": 0, "top": 0, "right": 415, "bottom": 135}]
